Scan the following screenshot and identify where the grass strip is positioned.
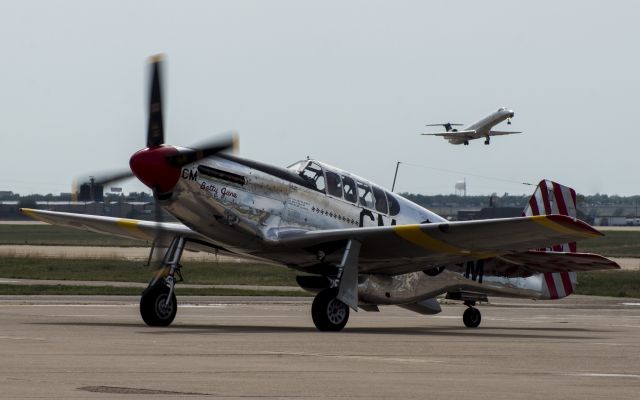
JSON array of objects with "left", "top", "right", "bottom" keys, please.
[
  {"left": 575, "top": 271, "right": 640, "bottom": 298},
  {"left": 0, "top": 225, "right": 146, "bottom": 247},
  {"left": 0, "top": 257, "right": 301, "bottom": 286},
  {"left": 578, "top": 231, "right": 640, "bottom": 257}
]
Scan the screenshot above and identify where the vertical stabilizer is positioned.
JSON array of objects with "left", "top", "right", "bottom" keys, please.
[{"left": 523, "top": 180, "right": 577, "bottom": 299}]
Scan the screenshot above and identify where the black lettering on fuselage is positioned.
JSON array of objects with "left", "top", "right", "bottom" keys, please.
[{"left": 182, "top": 168, "right": 198, "bottom": 181}]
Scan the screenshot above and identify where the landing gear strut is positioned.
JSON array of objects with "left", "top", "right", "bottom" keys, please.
[
  {"left": 484, "top": 137, "right": 490, "bottom": 145},
  {"left": 463, "top": 140, "right": 469, "bottom": 146},
  {"left": 463, "top": 301, "right": 481, "bottom": 328},
  {"left": 312, "top": 288, "right": 350, "bottom": 331},
  {"left": 140, "top": 236, "right": 186, "bottom": 327}
]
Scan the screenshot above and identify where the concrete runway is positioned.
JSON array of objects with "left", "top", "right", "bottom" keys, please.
[{"left": 1, "top": 296, "right": 639, "bottom": 399}]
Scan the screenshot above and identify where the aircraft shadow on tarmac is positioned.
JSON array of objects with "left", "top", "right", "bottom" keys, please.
[{"left": 29, "top": 321, "right": 602, "bottom": 340}]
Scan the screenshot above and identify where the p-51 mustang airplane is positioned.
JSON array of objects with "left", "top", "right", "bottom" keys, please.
[
  {"left": 21, "top": 57, "right": 618, "bottom": 331},
  {"left": 422, "top": 107, "right": 521, "bottom": 145}
]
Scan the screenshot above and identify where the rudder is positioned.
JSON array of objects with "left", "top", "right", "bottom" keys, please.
[{"left": 523, "top": 180, "right": 577, "bottom": 299}]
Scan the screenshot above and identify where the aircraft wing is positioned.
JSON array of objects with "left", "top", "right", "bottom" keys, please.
[
  {"left": 421, "top": 130, "right": 476, "bottom": 138},
  {"left": 19, "top": 208, "right": 234, "bottom": 256},
  {"left": 488, "top": 130, "right": 521, "bottom": 136},
  {"left": 273, "top": 215, "right": 609, "bottom": 275}
]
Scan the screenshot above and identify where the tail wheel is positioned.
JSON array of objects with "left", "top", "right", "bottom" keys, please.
[
  {"left": 140, "top": 283, "right": 177, "bottom": 327},
  {"left": 463, "top": 307, "right": 481, "bottom": 328},
  {"left": 312, "top": 288, "right": 350, "bottom": 331}
]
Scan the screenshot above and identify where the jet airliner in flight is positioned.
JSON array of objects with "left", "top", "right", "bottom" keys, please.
[{"left": 422, "top": 107, "right": 521, "bottom": 145}]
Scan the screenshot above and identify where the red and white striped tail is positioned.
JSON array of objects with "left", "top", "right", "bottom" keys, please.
[{"left": 522, "top": 180, "right": 577, "bottom": 299}]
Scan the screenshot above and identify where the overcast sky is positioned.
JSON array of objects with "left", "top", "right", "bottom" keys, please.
[{"left": 1, "top": 0, "right": 638, "bottom": 196}]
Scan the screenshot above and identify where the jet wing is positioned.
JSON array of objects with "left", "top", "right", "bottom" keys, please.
[
  {"left": 273, "top": 215, "right": 606, "bottom": 275},
  {"left": 488, "top": 130, "right": 521, "bottom": 136},
  {"left": 422, "top": 130, "right": 477, "bottom": 139},
  {"left": 19, "top": 208, "right": 234, "bottom": 256}
]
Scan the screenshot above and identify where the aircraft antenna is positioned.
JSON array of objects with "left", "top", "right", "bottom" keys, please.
[{"left": 391, "top": 161, "right": 401, "bottom": 192}]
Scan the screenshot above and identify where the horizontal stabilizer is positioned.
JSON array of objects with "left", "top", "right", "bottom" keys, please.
[{"left": 491, "top": 251, "right": 619, "bottom": 277}]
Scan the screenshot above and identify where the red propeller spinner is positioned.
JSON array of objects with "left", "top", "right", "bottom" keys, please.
[{"left": 129, "top": 145, "right": 181, "bottom": 195}]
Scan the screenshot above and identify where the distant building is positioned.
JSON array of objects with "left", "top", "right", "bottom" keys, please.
[
  {"left": 0, "top": 200, "right": 168, "bottom": 221},
  {"left": 457, "top": 207, "right": 522, "bottom": 221},
  {"left": 78, "top": 182, "right": 104, "bottom": 202},
  {"left": 594, "top": 216, "right": 630, "bottom": 226}
]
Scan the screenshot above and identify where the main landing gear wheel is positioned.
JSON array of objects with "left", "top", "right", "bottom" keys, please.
[
  {"left": 463, "top": 140, "right": 469, "bottom": 145},
  {"left": 140, "top": 283, "right": 177, "bottom": 327},
  {"left": 463, "top": 307, "right": 481, "bottom": 328},
  {"left": 312, "top": 288, "right": 350, "bottom": 332}
]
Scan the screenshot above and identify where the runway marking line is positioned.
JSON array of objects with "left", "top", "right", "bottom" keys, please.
[
  {"left": 567, "top": 373, "right": 640, "bottom": 379},
  {"left": 0, "top": 336, "right": 46, "bottom": 341},
  {"left": 260, "top": 351, "right": 445, "bottom": 364},
  {"left": 0, "top": 304, "right": 137, "bottom": 308}
]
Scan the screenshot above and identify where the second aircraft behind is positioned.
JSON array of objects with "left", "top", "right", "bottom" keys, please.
[{"left": 422, "top": 107, "right": 521, "bottom": 145}]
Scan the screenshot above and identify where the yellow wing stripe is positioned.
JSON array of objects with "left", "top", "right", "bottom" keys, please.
[
  {"left": 116, "top": 218, "right": 149, "bottom": 239},
  {"left": 530, "top": 216, "right": 597, "bottom": 238},
  {"left": 393, "top": 225, "right": 497, "bottom": 258},
  {"left": 394, "top": 225, "right": 461, "bottom": 253},
  {"left": 20, "top": 208, "right": 40, "bottom": 221}
]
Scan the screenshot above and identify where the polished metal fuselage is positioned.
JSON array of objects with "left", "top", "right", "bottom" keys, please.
[{"left": 163, "top": 154, "right": 555, "bottom": 308}]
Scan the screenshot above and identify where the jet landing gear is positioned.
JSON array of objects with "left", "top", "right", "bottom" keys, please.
[
  {"left": 463, "top": 301, "right": 481, "bottom": 328},
  {"left": 140, "top": 236, "right": 186, "bottom": 327},
  {"left": 312, "top": 288, "right": 350, "bottom": 331},
  {"left": 484, "top": 137, "right": 490, "bottom": 145}
]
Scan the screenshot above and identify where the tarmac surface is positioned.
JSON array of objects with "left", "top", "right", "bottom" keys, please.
[{"left": 1, "top": 295, "right": 639, "bottom": 399}]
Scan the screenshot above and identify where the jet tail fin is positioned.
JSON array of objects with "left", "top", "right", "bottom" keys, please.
[{"left": 523, "top": 180, "right": 578, "bottom": 298}]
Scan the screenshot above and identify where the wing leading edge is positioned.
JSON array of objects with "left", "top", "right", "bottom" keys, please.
[
  {"left": 421, "top": 130, "right": 477, "bottom": 139},
  {"left": 21, "top": 208, "right": 195, "bottom": 242},
  {"left": 19, "top": 208, "right": 234, "bottom": 257}
]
